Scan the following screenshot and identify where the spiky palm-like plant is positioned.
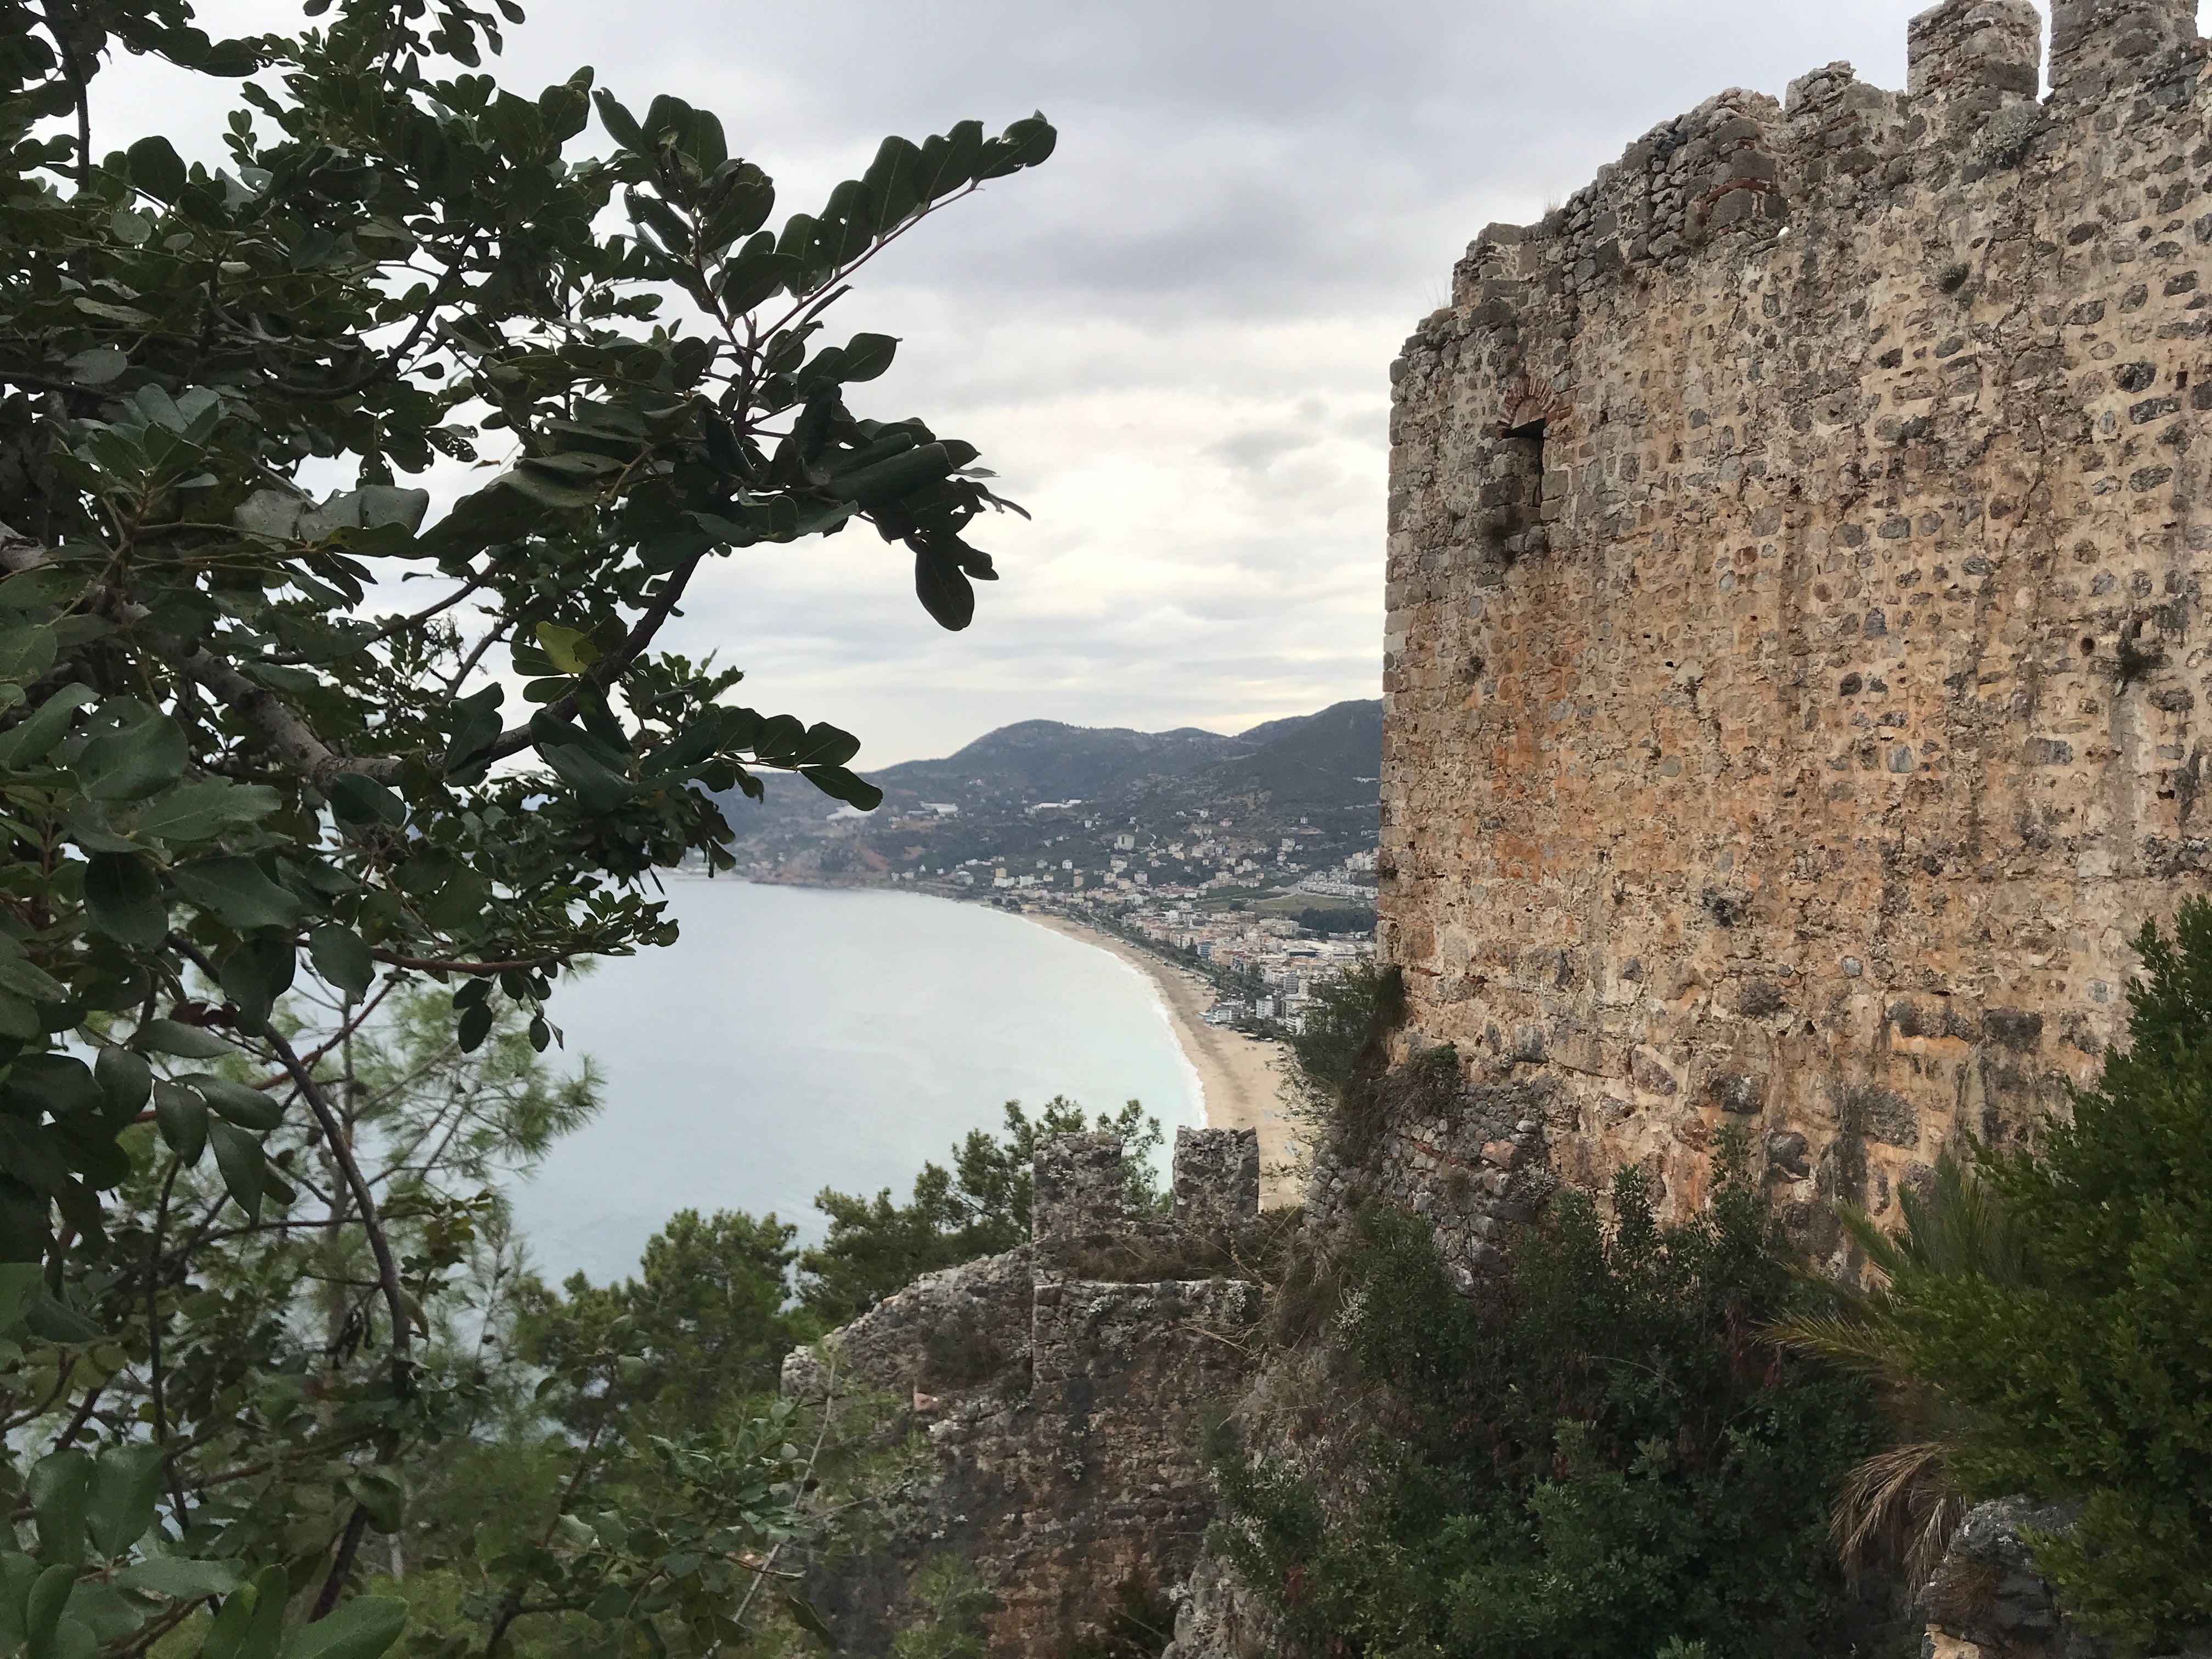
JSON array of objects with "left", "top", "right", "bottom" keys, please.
[{"left": 1770, "top": 1154, "right": 2028, "bottom": 1587}]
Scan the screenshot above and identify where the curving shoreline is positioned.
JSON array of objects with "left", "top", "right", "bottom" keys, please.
[{"left": 1023, "top": 913, "right": 1305, "bottom": 1208}]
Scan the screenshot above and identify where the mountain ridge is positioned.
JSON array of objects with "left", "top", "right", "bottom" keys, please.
[{"left": 715, "top": 698, "right": 1381, "bottom": 898}]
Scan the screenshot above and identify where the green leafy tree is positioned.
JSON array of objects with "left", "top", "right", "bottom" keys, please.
[
  {"left": 516, "top": 1207, "right": 811, "bottom": 1443},
  {"left": 1212, "top": 1143, "right": 1882, "bottom": 1659},
  {"left": 799, "top": 1098, "right": 1160, "bottom": 1327},
  {"left": 1782, "top": 902, "right": 2212, "bottom": 1651},
  {"left": 0, "top": 981, "right": 596, "bottom": 1659},
  {"left": 0, "top": 0, "right": 1052, "bottom": 1653}
]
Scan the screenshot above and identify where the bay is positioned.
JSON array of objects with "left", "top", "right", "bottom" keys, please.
[{"left": 509, "top": 878, "right": 1203, "bottom": 1286}]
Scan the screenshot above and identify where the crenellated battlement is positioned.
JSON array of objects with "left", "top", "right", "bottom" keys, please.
[
  {"left": 1441, "top": 0, "right": 2205, "bottom": 332},
  {"left": 787, "top": 1128, "right": 1265, "bottom": 1654},
  {"left": 1030, "top": 1125, "right": 1260, "bottom": 1242}
]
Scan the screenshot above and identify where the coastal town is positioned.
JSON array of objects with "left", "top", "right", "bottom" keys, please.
[{"left": 714, "top": 700, "right": 1383, "bottom": 1032}]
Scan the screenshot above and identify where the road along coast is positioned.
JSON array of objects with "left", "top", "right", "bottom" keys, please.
[{"left": 1025, "top": 913, "right": 1304, "bottom": 1208}]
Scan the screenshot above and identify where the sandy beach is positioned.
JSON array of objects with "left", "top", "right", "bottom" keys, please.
[{"left": 1028, "top": 913, "right": 1306, "bottom": 1208}]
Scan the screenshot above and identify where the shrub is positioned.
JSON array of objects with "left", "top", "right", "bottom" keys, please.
[
  {"left": 891, "top": 1556, "right": 995, "bottom": 1658},
  {"left": 1827, "top": 902, "right": 2212, "bottom": 1651},
  {"left": 1286, "top": 961, "right": 1406, "bottom": 1157},
  {"left": 1211, "top": 1143, "right": 1886, "bottom": 1658}
]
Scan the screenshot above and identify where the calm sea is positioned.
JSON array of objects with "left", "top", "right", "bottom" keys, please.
[{"left": 507, "top": 879, "right": 1203, "bottom": 1286}]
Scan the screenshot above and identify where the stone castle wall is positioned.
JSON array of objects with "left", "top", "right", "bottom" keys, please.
[
  {"left": 786, "top": 1127, "right": 1263, "bottom": 1657},
  {"left": 1378, "top": 0, "right": 2212, "bottom": 1259}
]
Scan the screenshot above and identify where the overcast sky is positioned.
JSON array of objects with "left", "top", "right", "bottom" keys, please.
[{"left": 94, "top": 1, "right": 2154, "bottom": 765}]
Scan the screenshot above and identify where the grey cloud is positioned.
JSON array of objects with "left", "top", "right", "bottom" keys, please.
[
  {"left": 1206, "top": 429, "right": 1315, "bottom": 473},
  {"left": 103, "top": 0, "right": 2042, "bottom": 764}
]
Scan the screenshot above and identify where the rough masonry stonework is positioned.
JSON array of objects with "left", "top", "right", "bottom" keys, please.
[
  {"left": 785, "top": 1130, "right": 1263, "bottom": 1657},
  {"left": 1378, "top": 0, "right": 2212, "bottom": 1261}
]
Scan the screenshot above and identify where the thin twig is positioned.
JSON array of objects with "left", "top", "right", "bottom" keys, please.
[
  {"left": 477, "top": 554, "right": 705, "bottom": 763},
  {"left": 145, "top": 1159, "right": 192, "bottom": 1523},
  {"left": 733, "top": 1356, "right": 840, "bottom": 1629}
]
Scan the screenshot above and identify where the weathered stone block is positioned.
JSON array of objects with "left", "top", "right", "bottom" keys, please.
[{"left": 1171, "top": 1127, "right": 1260, "bottom": 1229}]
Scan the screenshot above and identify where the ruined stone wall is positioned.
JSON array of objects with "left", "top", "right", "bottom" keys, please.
[
  {"left": 786, "top": 1128, "right": 1263, "bottom": 1657},
  {"left": 1379, "top": 0, "right": 2212, "bottom": 1257}
]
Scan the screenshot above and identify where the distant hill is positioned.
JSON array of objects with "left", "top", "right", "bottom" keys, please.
[
  {"left": 1184, "top": 699, "right": 1383, "bottom": 812},
  {"left": 870, "top": 720, "right": 1240, "bottom": 806},
  {"left": 714, "top": 698, "right": 1383, "bottom": 893}
]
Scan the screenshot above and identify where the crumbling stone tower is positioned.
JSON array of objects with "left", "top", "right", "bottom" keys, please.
[
  {"left": 1379, "top": 0, "right": 2212, "bottom": 1255},
  {"left": 788, "top": 1127, "right": 1263, "bottom": 1657}
]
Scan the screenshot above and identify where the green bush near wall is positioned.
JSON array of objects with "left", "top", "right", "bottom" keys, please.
[{"left": 1211, "top": 1142, "right": 1889, "bottom": 1659}]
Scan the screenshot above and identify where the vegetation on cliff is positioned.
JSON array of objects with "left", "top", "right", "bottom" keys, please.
[
  {"left": 1210, "top": 1140, "right": 1883, "bottom": 1659},
  {"left": 799, "top": 1099, "right": 1162, "bottom": 1328}
]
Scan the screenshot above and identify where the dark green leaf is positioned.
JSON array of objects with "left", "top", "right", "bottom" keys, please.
[
  {"left": 977, "top": 112, "right": 1057, "bottom": 179},
  {"left": 455, "top": 1000, "right": 493, "bottom": 1053},
  {"left": 84, "top": 1445, "right": 163, "bottom": 1560},
  {"left": 132, "top": 780, "right": 282, "bottom": 843},
  {"left": 132, "top": 1019, "right": 232, "bottom": 1059},
  {"left": 442, "top": 684, "right": 505, "bottom": 778},
  {"left": 92, "top": 1048, "right": 150, "bottom": 1122},
  {"left": 828, "top": 442, "right": 953, "bottom": 506},
  {"left": 184, "top": 1074, "right": 284, "bottom": 1132},
  {"left": 227, "top": 1567, "right": 289, "bottom": 1659},
  {"left": 309, "top": 924, "right": 374, "bottom": 1001},
  {"left": 0, "top": 626, "right": 57, "bottom": 686},
  {"left": 27, "top": 1450, "right": 91, "bottom": 1566},
  {"left": 82, "top": 855, "right": 167, "bottom": 949},
  {"left": 22, "top": 1294, "right": 101, "bottom": 1345},
  {"left": 329, "top": 774, "right": 406, "bottom": 828},
  {"left": 913, "top": 545, "right": 975, "bottom": 630},
  {"left": 0, "top": 991, "right": 38, "bottom": 1040},
  {"left": 0, "top": 1261, "right": 41, "bottom": 1331},
  {"left": 208, "top": 1121, "right": 264, "bottom": 1220},
  {"left": 218, "top": 935, "right": 295, "bottom": 1028},
  {"left": 0, "top": 950, "right": 69, "bottom": 1005},
  {"left": 76, "top": 713, "right": 189, "bottom": 802},
  {"left": 153, "top": 1081, "right": 208, "bottom": 1166},
  {"left": 591, "top": 90, "right": 645, "bottom": 149},
  {"left": 0, "top": 1119, "right": 69, "bottom": 1196},
  {"left": 780, "top": 1593, "right": 837, "bottom": 1649},
  {"left": 539, "top": 741, "right": 633, "bottom": 811},
  {"left": 717, "top": 248, "right": 799, "bottom": 314},
  {"left": 788, "top": 722, "right": 862, "bottom": 770},
  {"left": 3, "top": 1053, "right": 102, "bottom": 1122},
  {"left": 800, "top": 765, "right": 882, "bottom": 812},
  {"left": 24, "top": 1563, "right": 75, "bottom": 1659},
  {"left": 172, "top": 859, "right": 305, "bottom": 932},
  {"left": 914, "top": 121, "right": 983, "bottom": 201},
  {"left": 111, "top": 1559, "right": 244, "bottom": 1600},
  {"left": 840, "top": 332, "right": 897, "bottom": 383},
  {"left": 127, "top": 136, "right": 187, "bottom": 200},
  {"left": 281, "top": 1596, "right": 407, "bottom": 1659},
  {"left": 0, "top": 685, "right": 94, "bottom": 768}
]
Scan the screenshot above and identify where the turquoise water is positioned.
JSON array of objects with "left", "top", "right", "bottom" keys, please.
[{"left": 507, "top": 879, "right": 1202, "bottom": 1286}]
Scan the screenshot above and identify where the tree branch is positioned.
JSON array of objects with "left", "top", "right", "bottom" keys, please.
[
  {"left": 168, "top": 935, "right": 413, "bottom": 1391},
  {"left": 0, "top": 523, "right": 403, "bottom": 785},
  {"left": 367, "top": 947, "right": 572, "bottom": 977},
  {"left": 38, "top": 0, "right": 91, "bottom": 195},
  {"left": 175, "top": 648, "right": 402, "bottom": 785},
  {"left": 478, "top": 554, "right": 704, "bottom": 763}
]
